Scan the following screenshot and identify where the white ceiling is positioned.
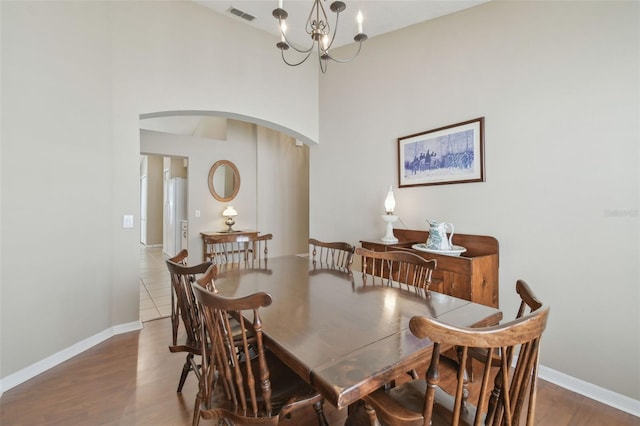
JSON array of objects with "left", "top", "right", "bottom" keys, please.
[{"left": 195, "top": 0, "right": 490, "bottom": 49}]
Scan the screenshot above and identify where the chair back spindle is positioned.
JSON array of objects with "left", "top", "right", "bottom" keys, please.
[
  {"left": 309, "top": 238, "right": 355, "bottom": 272},
  {"left": 356, "top": 247, "right": 436, "bottom": 291},
  {"left": 204, "top": 233, "right": 273, "bottom": 270}
]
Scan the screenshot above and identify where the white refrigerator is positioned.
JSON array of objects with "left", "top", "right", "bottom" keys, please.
[{"left": 163, "top": 177, "right": 187, "bottom": 257}]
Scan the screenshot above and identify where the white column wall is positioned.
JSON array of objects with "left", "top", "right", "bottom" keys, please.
[
  {"left": 2, "top": 1, "right": 114, "bottom": 375},
  {"left": 256, "top": 127, "right": 310, "bottom": 256}
]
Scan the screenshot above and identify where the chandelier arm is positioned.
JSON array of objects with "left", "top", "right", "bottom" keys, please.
[
  {"left": 284, "top": 37, "right": 315, "bottom": 54},
  {"left": 321, "top": 9, "right": 340, "bottom": 53},
  {"left": 278, "top": 19, "right": 315, "bottom": 54},
  {"left": 319, "top": 55, "right": 328, "bottom": 73},
  {"left": 282, "top": 49, "right": 314, "bottom": 67},
  {"left": 323, "top": 41, "right": 364, "bottom": 63},
  {"left": 305, "top": 1, "right": 315, "bottom": 36}
]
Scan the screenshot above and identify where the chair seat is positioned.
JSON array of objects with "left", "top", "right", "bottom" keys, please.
[
  {"left": 365, "top": 379, "right": 481, "bottom": 426},
  {"left": 251, "top": 350, "right": 321, "bottom": 408},
  {"left": 468, "top": 346, "right": 501, "bottom": 366},
  {"left": 168, "top": 341, "right": 201, "bottom": 354},
  {"left": 207, "top": 349, "right": 320, "bottom": 408},
  {"left": 202, "top": 350, "right": 323, "bottom": 424},
  {"left": 365, "top": 380, "right": 426, "bottom": 426}
]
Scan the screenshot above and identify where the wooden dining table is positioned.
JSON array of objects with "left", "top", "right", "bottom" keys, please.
[{"left": 214, "top": 255, "right": 503, "bottom": 410}]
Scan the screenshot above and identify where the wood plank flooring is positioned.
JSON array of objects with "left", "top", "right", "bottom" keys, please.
[{"left": 1, "top": 316, "right": 637, "bottom": 425}]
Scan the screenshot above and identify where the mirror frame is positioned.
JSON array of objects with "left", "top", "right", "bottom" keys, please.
[{"left": 208, "top": 160, "right": 240, "bottom": 202}]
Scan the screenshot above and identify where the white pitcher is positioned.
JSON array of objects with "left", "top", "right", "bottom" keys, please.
[{"left": 426, "top": 220, "right": 455, "bottom": 251}]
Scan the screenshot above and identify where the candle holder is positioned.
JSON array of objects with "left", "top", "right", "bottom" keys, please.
[
  {"left": 381, "top": 186, "right": 398, "bottom": 243},
  {"left": 381, "top": 214, "right": 399, "bottom": 243}
]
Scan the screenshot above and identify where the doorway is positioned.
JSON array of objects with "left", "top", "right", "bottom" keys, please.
[{"left": 139, "top": 154, "right": 188, "bottom": 322}]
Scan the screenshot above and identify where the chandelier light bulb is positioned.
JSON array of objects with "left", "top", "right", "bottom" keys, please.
[
  {"left": 357, "top": 10, "right": 363, "bottom": 34},
  {"left": 322, "top": 34, "right": 330, "bottom": 50}
]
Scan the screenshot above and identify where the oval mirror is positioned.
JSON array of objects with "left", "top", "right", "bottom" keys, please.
[{"left": 208, "top": 160, "right": 240, "bottom": 202}]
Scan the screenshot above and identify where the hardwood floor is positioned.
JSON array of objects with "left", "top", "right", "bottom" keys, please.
[{"left": 1, "top": 317, "right": 637, "bottom": 425}]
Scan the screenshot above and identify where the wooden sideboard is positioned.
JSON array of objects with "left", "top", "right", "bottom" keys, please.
[
  {"left": 200, "top": 230, "right": 259, "bottom": 262},
  {"left": 361, "top": 229, "right": 499, "bottom": 308}
]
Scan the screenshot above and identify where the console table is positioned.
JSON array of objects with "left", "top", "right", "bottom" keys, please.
[
  {"left": 200, "top": 230, "right": 259, "bottom": 262},
  {"left": 361, "top": 229, "right": 499, "bottom": 308}
]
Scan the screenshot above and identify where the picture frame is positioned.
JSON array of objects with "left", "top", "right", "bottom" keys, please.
[{"left": 398, "top": 117, "right": 485, "bottom": 188}]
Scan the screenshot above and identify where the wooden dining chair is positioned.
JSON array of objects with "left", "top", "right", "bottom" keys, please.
[
  {"left": 165, "top": 256, "right": 217, "bottom": 393},
  {"left": 190, "top": 281, "right": 328, "bottom": 426},
  {"left": 168, "top": 248, "right": 189, "bottom": 264},
  {"left": 356, "top": 247, "right": 437, "bottom": 291},
  {"left": 309, "top": 238, "right": 355, "bottom": 272},
  {"left": 355, "top": 305, "right": 550, "bottom": 426},
  {"left": 467, "top": 280, "right": 543, "bottom": 379},
  {"left": 167, "top": 249, "right": 189, "bottom": 341},
  {"left": 246, "top": 233, "right": 273, "bottom": 268},
  {"left": 204, "top": 233, "right": 249, "bottom": 265},
  {"left": 204, "top": 233, "right": 273, "bottom": 269}
]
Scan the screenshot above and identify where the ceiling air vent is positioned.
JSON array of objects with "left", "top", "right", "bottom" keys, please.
[{"left": 228, "top": 7, "right": 256, "bottom": 22}]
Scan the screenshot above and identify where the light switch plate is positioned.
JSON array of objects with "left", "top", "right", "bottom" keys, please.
[
  {"left": 123, "top": 214, "right": 134, "bottom": 229},
  {"left": 195, "top": 210, "right": 201, "bottom": 218}
]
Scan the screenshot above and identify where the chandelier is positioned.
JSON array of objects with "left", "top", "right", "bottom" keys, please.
[{"left": 272, "top": 0, "right": 368, "bottom": 73}]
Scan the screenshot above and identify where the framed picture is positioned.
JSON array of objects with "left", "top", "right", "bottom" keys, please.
[{"left": 398, "top": 117, "right": 485, "bottom": 188}]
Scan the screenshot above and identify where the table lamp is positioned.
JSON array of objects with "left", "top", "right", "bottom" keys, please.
[
  {"left": 222, "top": 205, "right": 238, "bottom": 233},
  {"left": 381, "top": 186, "right": 399, "bottom": 243}
]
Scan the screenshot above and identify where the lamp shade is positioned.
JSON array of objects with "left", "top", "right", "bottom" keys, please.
[
  {"left": 222, "top": 206, "right": 238, "bottom": 217},
  {"left": 384, "top": 186, "right": 396, "bottom": 213}
]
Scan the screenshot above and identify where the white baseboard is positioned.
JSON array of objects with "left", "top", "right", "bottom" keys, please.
[
  {"left": 0, "top": 320, "right": 142, "bottom": 395},
  {"left": 539, "top": 365, "right": 640, "bottom": 417}
]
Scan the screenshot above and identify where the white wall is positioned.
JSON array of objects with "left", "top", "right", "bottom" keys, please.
[
  {"left": 1, "top": 0, "right": 317, "bottom": 387},
  {"left": 2, "top": 1, "right": 114, "bottom": 375},
  {"left": 141, "top": 155, "right": 164, "bottom": 246},
  {"left": 257, "top": 127, "right": 310, "bottom": 255},
  {"left": 313, "top": 1, "right": 639, "bottom": 401}
]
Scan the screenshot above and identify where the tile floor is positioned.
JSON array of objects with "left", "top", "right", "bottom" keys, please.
[{"left": 139, "top": 245, "right": 172, "bottom": 322}]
